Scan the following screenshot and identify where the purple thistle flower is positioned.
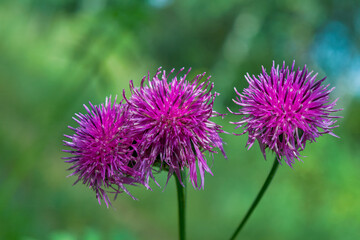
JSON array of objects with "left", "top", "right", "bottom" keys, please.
[
  {"left": 125, "top": 67, "right": 226, "bottom": 189},
  {"left": 229, "top": 61, "right": 342, "bottom": 167},
  {"left": 63, "top": 96, "right": 141, "bottom": 207}
]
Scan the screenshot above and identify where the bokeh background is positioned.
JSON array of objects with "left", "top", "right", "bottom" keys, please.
[{"left": 1, "top": 0, "right": 359, "bottom": 239}]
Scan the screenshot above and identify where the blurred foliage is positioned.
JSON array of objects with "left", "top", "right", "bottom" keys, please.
[{"left": 0, "top": 0, "right": 359, "bottom": 239}]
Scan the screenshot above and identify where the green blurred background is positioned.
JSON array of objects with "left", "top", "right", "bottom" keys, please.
[{"left": 1, "top": 0, "right": 359, "bottom": 239}]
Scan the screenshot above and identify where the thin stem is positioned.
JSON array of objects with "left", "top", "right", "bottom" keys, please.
[
  {"left": 230, "top": 156, "right": 280, "bottom": 240},
  {"left": 175, "top": 170, "right": 186, "bottom": 240}
]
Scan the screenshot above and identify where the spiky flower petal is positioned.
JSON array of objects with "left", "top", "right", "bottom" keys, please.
[
  {"left": 126, "top": 67, "right": 226, "bottom": 189},
  {"left": 63, "top": 97, "right": 141, "bottom": 207},
  {"left": 229, "top": 61, "right": 342, "bottom": 166}
]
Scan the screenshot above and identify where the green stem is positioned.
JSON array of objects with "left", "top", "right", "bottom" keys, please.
[
  {"left": 230, "top": 156, "right": 280, "bottom": 240},
  {"left": 175, "top": 170, "right": 186, "bottom": 240}
]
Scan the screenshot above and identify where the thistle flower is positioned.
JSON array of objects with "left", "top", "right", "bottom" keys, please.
[
  {"left": 63, "top": 97, "right": 141, "bottom": 207},
  {"left": 229, "top": 61, "right": 341, "bottom": 166},
  {"left": 125, "top": 67, "right": 226, "bottom": 189}
]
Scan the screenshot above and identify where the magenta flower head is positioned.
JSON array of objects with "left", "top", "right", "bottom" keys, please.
[
  {"left": 63, "top": 97, "right": 141, "bottom": 207},
  {"left": 229, "top": 61, "right": 342, "bottom": 167},
  {"left": 125, "top": 67, "right": 226, "bottom": 189}
]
